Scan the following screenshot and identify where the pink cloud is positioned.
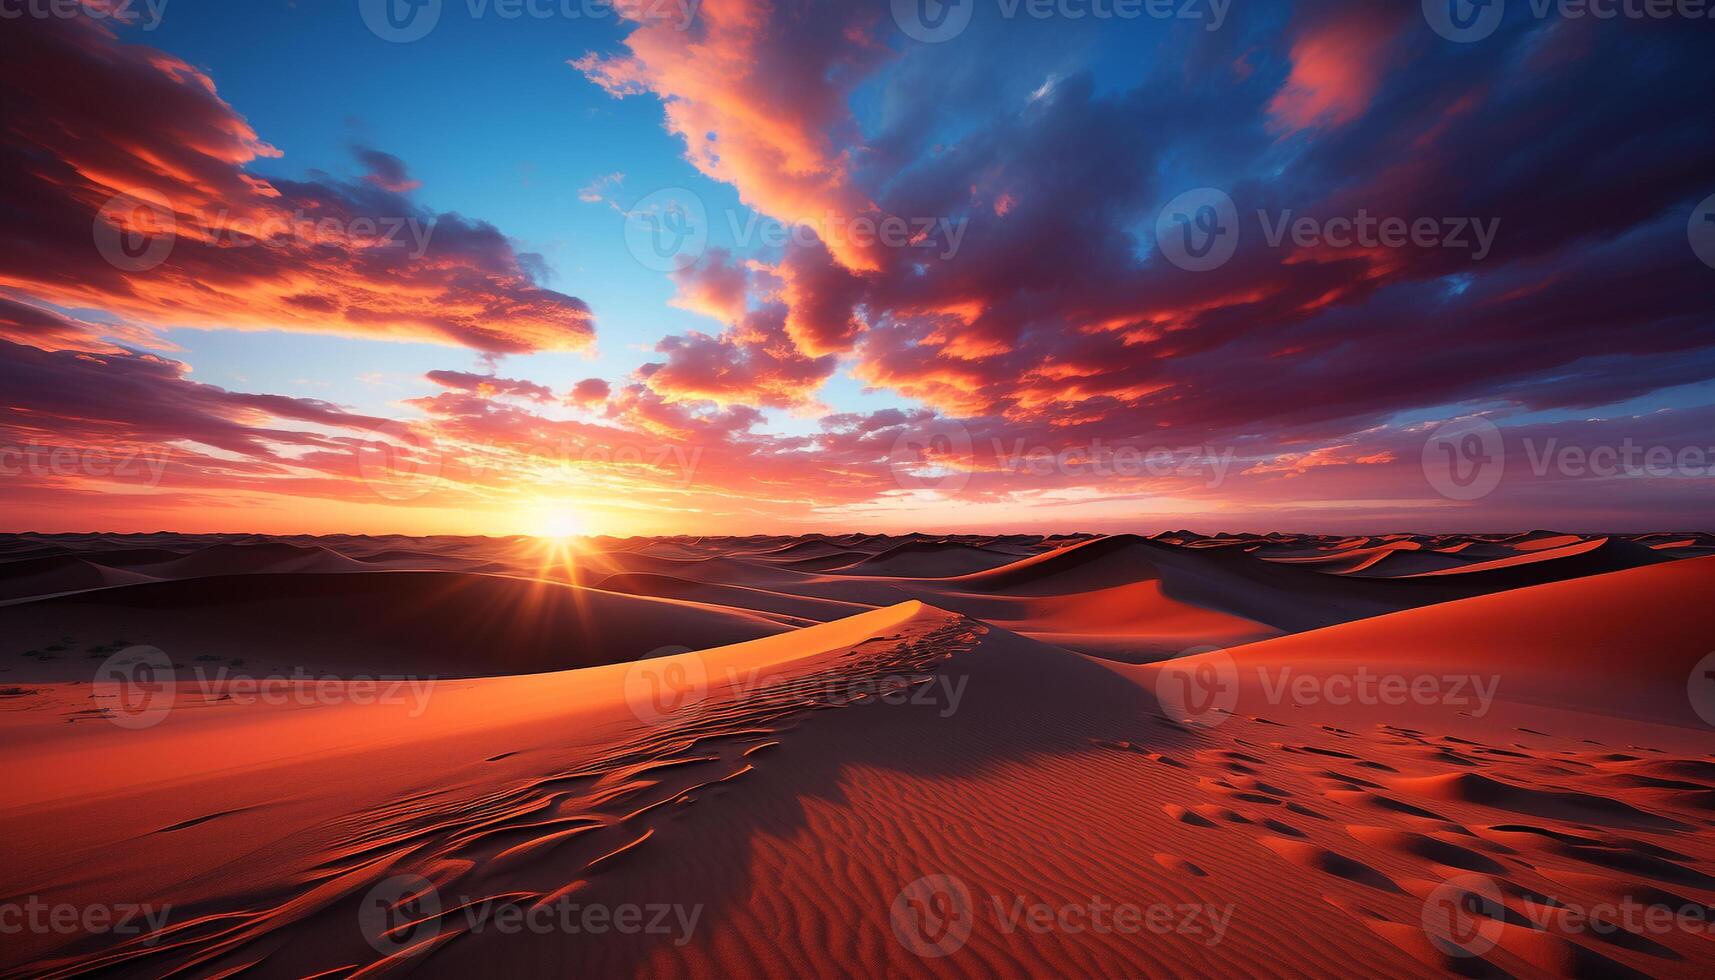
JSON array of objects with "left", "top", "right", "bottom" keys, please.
[{"left": 1266, "top": 10, "right": 1402, "bottom": 134}]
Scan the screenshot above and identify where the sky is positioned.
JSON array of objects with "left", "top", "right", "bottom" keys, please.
[{"left": 1, "top": 0, "right": 1712, "bottom": 536}]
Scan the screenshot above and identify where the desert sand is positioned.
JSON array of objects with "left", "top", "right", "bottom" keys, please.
[{"left": 2, "top": 530, "right": 1714, "bottom": 978}]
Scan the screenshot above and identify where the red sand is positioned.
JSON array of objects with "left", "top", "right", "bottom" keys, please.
[{"left": 2, "top": 530, "right": 1713, "bottom": 978}]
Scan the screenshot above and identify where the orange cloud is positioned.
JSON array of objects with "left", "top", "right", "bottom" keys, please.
[
  {"left": 575, "top": 0, "right": 887, "bottom": 271},
  {"left": 2, "top": 16, "right": 593, "bottom": 355}
]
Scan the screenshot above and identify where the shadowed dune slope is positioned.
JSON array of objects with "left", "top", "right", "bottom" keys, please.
[
  {"left": 1174, "top": 555, "right": 1715, "bottom": 726},
  {"left": 0, "top": 571, "right": 790, "bottom": 678},
  {"left": 0, "top": 555, "right": 159, "bottom": 601},
  {"left": 824, "top": 540, "right": 1022, "bottom": 578},
  {"left": 946, "top": 533, "right": 1675, "bottom": 633}
]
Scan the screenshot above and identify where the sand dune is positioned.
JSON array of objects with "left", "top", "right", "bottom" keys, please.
[
  {"left": 1179, "top": 554, "right": 1715, "bottom": 725},
  {"left": 824, "top": 539, "right": 1022, "bottom": 577},
  {"left": 131, "top": 541, "right": 375, "bottom": 578},
  {"left": 1, "top": 531, "right": 1712, "bottom": 978},
  {"left": 591, "top": 572, "right": 870, "bottom": 623},
  {"left": 0, "top": 571, "right": 790, "bottom": 678},
  {"left": 0, "top": 555, "right": 159, "bottom": 601}
]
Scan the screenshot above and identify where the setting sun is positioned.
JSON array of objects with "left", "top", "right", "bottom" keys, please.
[
  {"left": 539, "top": 510, "right": 584, "bottom": 540},
  {"left": 518, "top": 501, "right": 586, "bottom": 540}
]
